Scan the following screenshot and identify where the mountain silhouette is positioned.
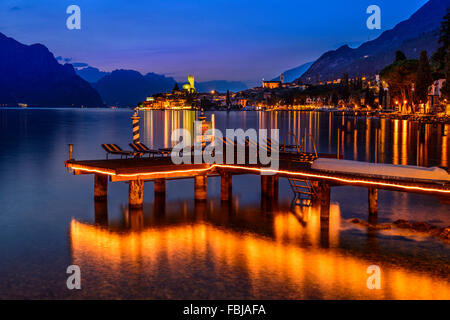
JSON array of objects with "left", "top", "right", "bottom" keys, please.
[
  {"left": 272, "top": 62, "right": 313, "bottom": 82},
  {"left": 0, "top": 32, "right": 103, "bottom": 107},
  {"left": 93, "top": 70, "right": 176, "bottom": 107},
  {"left": 299, "top": 0, "right": 449, "bottom": 83}
]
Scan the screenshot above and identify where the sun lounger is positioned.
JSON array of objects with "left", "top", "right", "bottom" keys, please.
[
  {"left": 129, "top": 142, "right": 160, "bottom": 157},
  {"left": 101, "top": 144, "right": 134, "bottom": 159}
]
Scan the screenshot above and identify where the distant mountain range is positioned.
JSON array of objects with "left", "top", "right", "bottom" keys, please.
[
  {"left": 91, "top": 70, "right": 176, "bottom": 107},
  {"left": 299, "top": 0, "right": 449, "bottom": 83},
  {"left": 271, "top": 62, "right": 314, "bottom": 82},
  {"left": 195, "top": 80, "right": 247, "bottom": 93},
  {"left": 76, "top": 66, "right": 109, "bottom": 83},
  {"left": 0, "top": 32, "right": 103, "bottom": 107},
  {"left": 76, "top": 67, "right": 248, "bottom": 106}
]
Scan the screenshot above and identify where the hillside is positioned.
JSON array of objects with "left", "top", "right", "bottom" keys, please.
[
  {"left": 0, "top": 33, "right": 103, "bottom": 107},
  {"left": 299, "top": 0, "right": 449, "bottom": 83}
]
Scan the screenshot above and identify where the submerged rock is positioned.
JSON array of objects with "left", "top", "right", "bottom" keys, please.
[
  {"left": 350, "top": 219, "right": 449, "bottom": 242},
  {"left": 439, "top": 227, "right": 450, "bottom": 240},
  {"left": 412, "top": 222, "right": 432, "bottom": 232},
  {"left": 393, "top": 220, "right": 412, "bottom": 229}
]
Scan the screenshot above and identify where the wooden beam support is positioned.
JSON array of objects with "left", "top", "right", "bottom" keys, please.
[
  {"left": 154, "top": 179, "right": 166, "bottom": 195},
  {"left": 261, "top": 175, "right": 268, "bottom": 198},
  {"left": 128, "top": 208, "right": 144, "bottom": 230},
  {"left": 129, "top": 179, "right": 144, "bottom": 209},
  {"left": 94, "top": 174, "right": 108, "bottom": 201},
  {"left": 318, "top": 182, "right": 331, "bottom": 220},
  {"left": 368, "top": 187, "right": 378, "bottom": 217},
  {"left": 220, "top": 173, "right": 233, "bottom": 202},
  {"left": 154, "top": 179, "right": 166, "bottom": 215},
  {"left": 194, "top": 175, "right": 207, "bottom": 202},
  {"left": 94, "top": 200, "right": 108, "bottom": 226}
]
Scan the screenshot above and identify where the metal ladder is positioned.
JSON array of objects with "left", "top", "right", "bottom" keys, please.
[
  {"left": 284, "top": 131, "right": 319, "bottom": 208},
  {"left": 288, "top": 178, "right": 316, "bottom": 207}
]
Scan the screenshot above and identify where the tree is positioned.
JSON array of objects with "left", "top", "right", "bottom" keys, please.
[
  {"left": 432, "top": 8, "right": 450, "bottom": 72},
  {"left": 380, "top": 58, "right": 418, "bottom": 113},
  {"left": 441, "top": 52, "right": 450, "bottom": 100},
  {"left": 364, "top": 88, "right": 375, "bottom": 108},
  {"left": 378, "top": 84, "right": 385, "bottom": 108},
  {"left": 331, "top": 92, "right": 339, "bottom": 106},
  {"left": 415, "top": 51, "right": 433, "bottom": 104},
  {"left": 395, "top": 51, "right": 407, "bottom": 62},
  {"left": 341, "top": 73, "right": 350, "bottom": 102},
  {"left": 172, "top": 83, "right": 180, "bottom": 94}
]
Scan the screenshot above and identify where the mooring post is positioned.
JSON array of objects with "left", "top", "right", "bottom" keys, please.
[
  {"left": 194, "top": 175, "right": 207, "bottom": 202},
  {"left": 94, "top": 174, "right": 108, "bottom": 201},
  {"left": 220, "top": 173, "right": 232, "bottom": 202},
  {"left": 368, "top": 187, "right": 378, "bottom": 218},
  {"left": 318, "top": 182, "right": 331, "bottom": 220},
  {"left": 129, "top": 179, "right": 144, "bottom": 209},
  {"left": 68, "top": 144, "right": 74, "bottom": 160}
]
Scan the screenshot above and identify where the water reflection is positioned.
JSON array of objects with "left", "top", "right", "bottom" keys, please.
[
  {"left": 71, "top": 200, "right": 449, "bottom": 299},
  {"left": 139, "top": 110, "right": 449, "bottom": 168},
  {"left": 0, "top": 108, "right": 448, "bottom": 299}
]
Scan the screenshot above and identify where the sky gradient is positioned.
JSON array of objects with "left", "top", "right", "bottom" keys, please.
[{"left": 0, "top": 0, "right": 429, "bottom": 84}]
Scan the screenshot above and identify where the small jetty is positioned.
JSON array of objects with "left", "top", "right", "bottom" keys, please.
[
  {"left": 65, "top": 110, "right": 449, "bottom": 224},
  {"left": 65, "top": 153, "right": 450, "bottom": 222}
]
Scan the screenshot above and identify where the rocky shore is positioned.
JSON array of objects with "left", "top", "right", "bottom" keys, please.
[{"left": 350, "top": 218, "right": 450, "bottom": 241}]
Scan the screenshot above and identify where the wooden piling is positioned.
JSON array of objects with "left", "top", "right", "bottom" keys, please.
[
  {"left": 318, "top": 182, "right": 331, "bottom": 220},
  {"left": 194, "top": 175, "right": 207, "bottom": 202},
  {"left": 154, "top": 179, "right": 166, "bottom": 195},
  {"left": 273, "top": 175, "right": 279, "bottom": 202},
  {"left": 128, "top": 207, "right": 144, "bottom": 230},
  {"left": 94, "top": 200, "right": 108, "bottom": 226},
  {"left": 94, "top": 174, "right": 108, "bottom": 201},
  {"left": 220, "top": 173, "right": 232, "bottom": 202},
  {"left": 261, "top": 175, "right": 268, "bottom": 198},
  {"left": 129, "top": 179, "right": 144, "bottom": 209},
  {"left": 368, "top": 187, "right": 378, "bottom": 217},
  {"left": 154, "top": 179, "right": 166, "bottom": 215}
]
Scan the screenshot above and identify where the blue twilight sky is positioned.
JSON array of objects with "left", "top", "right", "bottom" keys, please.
[{"left": 0, "top": 0, "right": 429, "bottom": 84}]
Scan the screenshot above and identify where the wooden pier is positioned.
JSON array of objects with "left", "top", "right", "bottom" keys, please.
[{"left": 65, "top": 155, "right": 450, "bottom": 222}]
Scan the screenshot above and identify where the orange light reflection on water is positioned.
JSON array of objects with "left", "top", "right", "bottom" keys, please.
[{"left": 70, "top": 205, "right": 450, "bottom": 300}]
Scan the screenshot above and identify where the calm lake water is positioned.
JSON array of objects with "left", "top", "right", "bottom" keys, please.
[{"left": 0, "top": 108, "right": 449, "bottom": 299}]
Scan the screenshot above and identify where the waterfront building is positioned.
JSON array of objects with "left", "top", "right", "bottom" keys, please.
[
  {"left": 428, "top": 79, "right": 446, "bottom": 113},
  {"left": 262, "top": 80, "right": 282, "bottom": 89}
]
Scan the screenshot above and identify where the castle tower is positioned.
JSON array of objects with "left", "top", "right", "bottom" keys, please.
[
  {"left": 188, "top": 75, "right": 196, "bottom": 93},
  {"left": 280, "top": 73, "right": 284, "bottom": 84}
]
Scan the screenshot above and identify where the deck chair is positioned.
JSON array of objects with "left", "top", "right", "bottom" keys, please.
[
  {"left": 158, "top": 148, "right": 173, "bottom": 157},
  {"left": 101, "top": 144, "right": 134, "bottom": 159},
  {"left": 129, "top": 142, "right": 159, "bottom": 157}
]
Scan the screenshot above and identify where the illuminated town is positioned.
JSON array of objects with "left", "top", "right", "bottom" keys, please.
[
  {"left": 138, "top": 73, "right": 450, "bottom": 121},
  {"left": 0, "top": 0, "right": 449, "bottom": 305}
]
